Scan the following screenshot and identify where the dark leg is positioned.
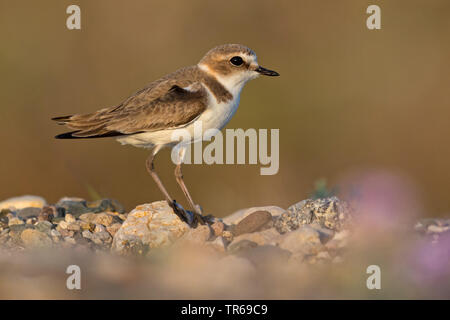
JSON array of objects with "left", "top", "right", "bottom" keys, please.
[
  {"left": 145, "top": 148, "right": 195, "bottom": 226},
  {"left": 175, "top": 163, "right": 205, "bottom": 224},
  {"left": 173, "top": 146, "right": 207, "bottom": 225}
]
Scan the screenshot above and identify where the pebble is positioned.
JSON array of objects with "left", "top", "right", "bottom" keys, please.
[
  {"left": 35, "top": 221, "right": 53, "bottom": 234},
  {"left": 79, "top": 221, "right": 95, "bottom": 232},
  {"left": 106, "top": 223, "right": 122, "bottom": 237},
  {"left": 223, "top": 205, "right": 285, "bottom": 225},
  {"left": 65, "top": 213, "right": 76, "bottom": 223},
  {"left": 0, "top": 195, "right": 47, "bottom": 210},
  {"left": 211, "top": 221, "right": 225, "bottom": 237},
  {"left": 230, "top": 228, "right": 281, "bottom": 247},
  {"left": 38, "top": 205, "right": 60, "bottom": 221},
  {"left": 232, "top": 211, "right": 273, "bottom": 237},
  {"left": 93, "top": 213, "right": 115, "bottom": 227},
  {"left": 67, "top": 223, "right": 81, "bottom": 232},
  {"left": 17, "top": 207, "right": 42, "bottom": 220},
  {"left": 58, "top": 221, "right": 69, "bottom": 230},
  {"left": 8, "top": 217, "right": 24, "bottom": 226},
  {"left": 82, "top": 230, "right": 94, "bottom": 240},
  {"left": 21, "top": 229, "right": 52, "bottom": 248},
  {"left": 181, "top": 225, "right": 212, "bottom": 244}
]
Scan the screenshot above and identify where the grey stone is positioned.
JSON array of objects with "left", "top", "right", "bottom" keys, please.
[
  {"left": 275, "top": 197, "right": 351, "bottom": 233},
  {"left": 17, "top": 207, "right": 41, "bottom": 219},
  {"left": 35, "top": 221, "right": 53, "bottom": 234}
]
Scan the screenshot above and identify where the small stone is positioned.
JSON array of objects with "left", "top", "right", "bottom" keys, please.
[
  {"left": 17, "top": 207, "right": 41, "bottom": 220},
  {"left": 21, "top": 229, "right": 52, "bottom": 248},
  {"left": 82, "top": 230, "right": 93, "bottom": 239},
  {"left": 94, "top": 224, "right": 107, "bottom": 233},
  {"left": 52, "top": 217, "right": 65, "bottom": 224},
  {"left": 35, "top": 221, "right": 53, "bottom": 234},
  {"left": 57, "top": 200, "right": 90, "bottom": 216},
  {"left": 65, "top": 213, "right": 76, "bottom": 223},
  {"left": 50, "top": 229, "right": 61, "bottom": 237},
  {"left": 67, "top": 223, "right": 81, "bottom": 231},
  {"left": 224, "top": 206, "right": 285, "bottom": 225},
  {"left": 106, "top": 223, "right": 122, "bottom": 237},
  {"left": 181, "top": 225, "right": 212, "bottom": 244},
  {"left": 26, "top": 218, "right": 37, "bottom": 225},
  {"left": 58, "top": 229, "right": 74, "bottom": 238},
  {"left": 211, "top": 221, "right": 225, "bottom": 237},
  {"left": 78, "top": 212, "right": 96, "bottom": 222},
  {"left": 0, "top": 209, "right": 10, "bottom": 224},
  {"left": 0, "top": 195, "right": 47, "bottom": 210},
  {"left": 230, "top": 228, "right": 281, "bottom": 247},
  {"left": 8, "top": 217, "right": 24, "bottom": 226},
  {"left": 222, "top": 230, "right": 234, "bottom": 242},
  {"left": 279, "top": 226, "right": 324, "bottom": 255},
  {"left": 275, "top": 197, "right": 352, "bottom": 233},
  {"left": 58, "top": 220, "right": 69, "bottom": 230},
  {"left": 38, "top": 205, "right": 61, "bottom": 222},
  {"left": 232, "top": 211, "right": 273, "bottom": 237},
  {"left": 93, "top": 213, "right": 115, "bottom": 227},
  {"left": 87, "top": 199, "right": 125, "bottom": 214},
  {"left": 92, "top": 231, "right": 112, "bottom": 245},
  {"left": 79, "top": 221, "right": 95, "bottom": 232}
]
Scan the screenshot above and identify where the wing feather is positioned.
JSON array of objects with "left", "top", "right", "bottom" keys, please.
[{"left": 53, "top": 66, "right": 208, "bottom": 139}]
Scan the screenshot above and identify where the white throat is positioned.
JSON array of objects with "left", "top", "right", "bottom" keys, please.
[{"left": 198, "top": 63, "right": 258, "bottom": 98}]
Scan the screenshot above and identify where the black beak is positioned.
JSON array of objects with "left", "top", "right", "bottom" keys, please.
[{"left": 255, "top": 66, "right": 280, "bottom": 76}]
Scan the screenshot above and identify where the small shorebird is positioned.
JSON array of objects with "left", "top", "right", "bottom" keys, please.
[{"left": 53, "top": 44, "right": 279, "bottom": 226}]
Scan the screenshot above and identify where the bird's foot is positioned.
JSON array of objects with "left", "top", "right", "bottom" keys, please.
[
  {"left": 168, "top": 201, "right": 213, "bottom": 227},
  {"left": 169, "top": 200, "right": 196, "bottom": 226}
]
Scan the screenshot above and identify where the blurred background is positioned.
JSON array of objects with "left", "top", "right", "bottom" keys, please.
[{"left": 1, "top": 0, "right": 449, "bottom": 217}]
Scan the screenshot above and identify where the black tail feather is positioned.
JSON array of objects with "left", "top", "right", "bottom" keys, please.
[{"left": 55, "top": 130, "right": 127, "bottom": 139}]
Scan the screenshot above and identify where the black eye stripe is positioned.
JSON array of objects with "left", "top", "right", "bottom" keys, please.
[{"left": 230, "top": 56, "right": 244, "bottom": 66}]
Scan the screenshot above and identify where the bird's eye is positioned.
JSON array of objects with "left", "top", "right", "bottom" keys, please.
[{"left": 230, "top": 56, "right": 244, "bottom": 66}]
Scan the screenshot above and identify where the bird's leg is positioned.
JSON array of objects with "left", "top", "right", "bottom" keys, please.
[
  {"left": 145, "top": 150, "right": 195, "bottom": 226},
  {"left": 173, "top": 146, "right": 207, "bottom": 225}
]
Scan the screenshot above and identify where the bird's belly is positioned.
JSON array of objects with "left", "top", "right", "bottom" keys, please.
[{"left": 117, "top": 97, "right": 240, "bottom": 149}]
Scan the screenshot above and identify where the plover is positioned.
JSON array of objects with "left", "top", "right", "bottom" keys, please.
[{"left": 53, "top": 44, "right": 279, "bottom": 226}]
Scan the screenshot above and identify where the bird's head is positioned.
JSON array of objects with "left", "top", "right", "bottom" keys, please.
[{"left": 198, "top": 44, "right": 279, "bottom": 94}]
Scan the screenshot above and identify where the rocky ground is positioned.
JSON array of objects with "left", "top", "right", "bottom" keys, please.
[{"left": 0, "top": 195, "right": 448, "bottom": 299}]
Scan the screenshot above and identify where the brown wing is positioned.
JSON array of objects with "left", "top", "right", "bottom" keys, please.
[{"left": 53, "top": 66, "right": 207, "bottom": 139}]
